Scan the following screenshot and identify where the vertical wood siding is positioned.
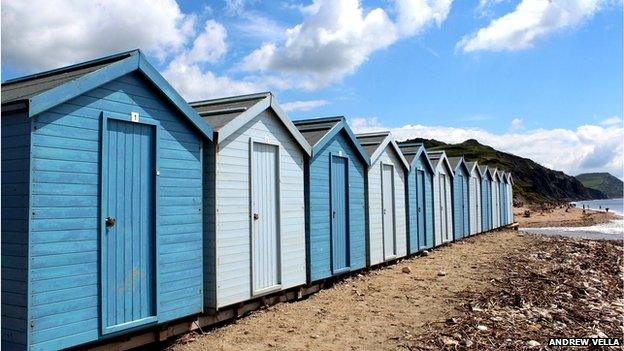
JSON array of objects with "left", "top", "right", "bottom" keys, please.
[
  {"left": 1, "top": 111, "right": 30, "bottom": 350},
  {"left": 307, "top": 131, "right": 366, "bottom": 282},
  {"left": 491, "top": 179, "right": 500, "bottom": 228},
  {"left": 469, "top": 171, "right": 482, "bottom": 235},
  {"left": 203, "top": 142, "right": 217, "bottom": 308},
  {"left": 27, "top": 73, "right": 203, "bottom": 350},
  {"left": 366, "top": 147, "right": 407, "bottom": 265},
  {"left": 406, "top": 155, "right": 433, "bottom": 253},
  {"left": 210, "top": 109, "right": 306, "bottom": 309},
  {"left": 481, "top": 179, "right": 491, "bottom": 231},
  {"left": 433, "top": 164, "right": 453, "bottom": 246}
]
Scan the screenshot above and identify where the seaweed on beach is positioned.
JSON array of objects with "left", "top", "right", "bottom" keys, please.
[{"left": 411, "top": 234, "right": 624, "bottom": 350}]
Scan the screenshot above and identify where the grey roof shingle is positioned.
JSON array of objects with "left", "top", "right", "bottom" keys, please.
[
  {"left": 397, "top": 143, "right": 424, "bottom": 165},
  {"left": 1, "top": 51, "right": 134, "bottom": 105},
  {"left": 292, "top": 117, "right": 342, "bottom": 147},
  {"left": 447, "top": 156, "right": 463, "bottom": 170},
  {"left": 355, "top": 132, "right": 389, "bottom": 158},
  {"left": 190, "top": 92, "right": 269, "bottom": 131}
]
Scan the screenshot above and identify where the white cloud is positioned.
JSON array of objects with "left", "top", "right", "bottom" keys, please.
[
  {"left": 172, "top": 20, "right": 228, "bottom": 66},
  {"left": 349, "top": 116, "right": 624, "bottom": 177},
  {"left": 458, "top": 0, "right": 605, "bottom": 52},
  {"left": 281, "top": 99, "right": 329, "bottom": 112},
  {"left": 600, "top": 116, "right": 623, "bottom": 127},
  {"left": 1, "top": 0, "right": 195, "bottom": 71},
  {"left": 240, "top": 0, "right": 453, "bottom": 89},
  {"left": 510, "top": 117, "right": 523, "bottom": 131}
]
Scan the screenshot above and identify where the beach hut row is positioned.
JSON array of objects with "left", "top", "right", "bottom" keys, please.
[{"left": 1, "top": 51, "right": 514, "bottom": 350}]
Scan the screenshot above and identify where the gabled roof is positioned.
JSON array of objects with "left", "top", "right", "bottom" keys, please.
[
  {"left": 355, "top": 131, "right": 409, "bottom": 170},
  {"left": 190, "top": 92, "right": 311, "bottom": 155},
  {"left": 428, "top": 150, "right": 454, "bottom": 178},
  {"left": 499, "top": 170, "right": 509, "bottom": 183},
  {"left": 397, "top": 142, "right": 434, "bottom": 174},
  {"left": 479, "top": 165, "right": 493, "bottom": 180},
  {"left": 447, "top": 156, "right": 470, "bottom": 177},
  {"left": 507, "top": 172, "right": 514, "bottom": 184},
  {"left": 1, "top": 49, "right": 213, "bottom": 140},
  {"left": 490, "top": 167, "right": 500, "bottom": 181},
  {"left": 466, "top": 161, "right": 481, "bottom": 178},
  {"left": 293, "top": 116, "right": 370, "bottom": 164}
]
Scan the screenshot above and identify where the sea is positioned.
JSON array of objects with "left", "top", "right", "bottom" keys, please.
[{"left": 522, "top": 198, "right": 624, "bottom": 241}]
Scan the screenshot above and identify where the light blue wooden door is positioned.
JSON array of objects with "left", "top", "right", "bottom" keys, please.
[
  {"left": 454, "top": 175, "right": 464, "bottom": 239},
  {"left": 382, "top": 164, "right": 395, "bottom": 259},
  {"left": 462, "top": 176, "right": 469, "bottom": 235},
  {"left": 416, "top": 170, "right": 425, "bottom": 248},
  {"left": 439, "top": 174, "right": 448, "bottom": 242},
  {"left": 331, "top": 156, "right": 349, "bottom": 273},
  {"left": 102, "top": 118, "right": 156, "bottom": 334},
  {"left": 251, "top": 142, "right": 280, "bottom": 294}
]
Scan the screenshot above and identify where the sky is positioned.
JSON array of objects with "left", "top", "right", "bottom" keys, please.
[{"left": 2, "top": 0, "right": 623, "bottom": 178}]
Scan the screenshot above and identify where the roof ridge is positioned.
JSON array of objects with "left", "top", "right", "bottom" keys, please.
[
  {"left": 190, "top": 92, "right": 271, "bottom": 106},
  {"left": 355, "top": 131, "right": 390, "bottom": 137},
  {"left": 293, "top": 116, "right": 344, "bottom": 125},
  {"left": 2, "top": 49, "right": 138, "bottom": 86}
]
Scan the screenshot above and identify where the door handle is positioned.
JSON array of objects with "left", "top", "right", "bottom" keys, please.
[
  {"left": 418, "top": 207, "right": 422, "bottom": 213},
  {"left": 253, "top": 213, "right": 259, "bottom": 220},
  {"left": 105, "top": 217, "right": 116, "bottom": 228},
  {"left": 332, "top": 211, "right": 336, "bottom": 219},
  {"left": 383, "top": 208, "right": 387, "bottom": 215}
]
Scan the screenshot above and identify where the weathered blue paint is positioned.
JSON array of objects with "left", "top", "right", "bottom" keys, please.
[
  {"left": 1, "top": 110, "right": 31, "bottom": 350},
  {"left": 294, "top": 117, "right": 368, "bottom": 282},
  {"left": 499, "top": 172, "right": 509, "bottom": 225},
  {"left": 331, "top": 156, "right": 349, "bottom": 273},
  {"left": 480, "top": 167, "right": 493, "bottom": 231},
  {"left": 450, "top": 158, "right": 470, "bottom": 240},
  {"left": 1, "top": 51, "right": 209, "bottom": 349},
  {"left": 399, "top": 144, "right": 434, "bottom": 253},
  {"left": 102, "top": 117, "right": 157, "bottom": 334}
]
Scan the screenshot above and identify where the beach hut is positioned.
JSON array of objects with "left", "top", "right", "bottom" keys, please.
[
  {"left": 491, "top": 168, "right": 501, "bottom": 228},
  {"left": 479, "top": 165, "right": 493, "bottom": 231},
  {"left": 448, "top": 157, "right": 471, "bottom": 240},
  {"left": 398, "top": 143, "right": 435, "bottom": 253},
  {"left": 190, "top": 93, "right": 311, "bottom": 310},
  {"left": 428, "top": 151, "right": 454, "bottom": 246},
  {"left": 1, "top": 50, "right": 213, "bottom": 350},
  {"left": 355, "top": 132, "right": 409, "bottom": 265},
  {"left": 466, "top": 161, "right": 482, "bottom": 235},
  {"left": 292, "top": 117, "right": 369, "bottom": 282},
  {"left": 507, "top": 173, "right": 515, "bottom": 224},
  {"left": 499, "top": 171, "right": 509, "bottom": 225}
]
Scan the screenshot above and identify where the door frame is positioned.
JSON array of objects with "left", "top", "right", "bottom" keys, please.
[
  {"left": 439, "top": 173, "right": 448, "bottom": 243},
  {"left": 380, "top": 162, "right": 396, "bottom": 260},
  {"left": 249, "top": 137, "right": 282, "bottom": 297},
  {"left": 415, "top": 169, "right": 426, "bottom": 249},
  {"left": 100, "top": 112, "right": 160, "bottom": 335},
  {"left": 329, "top": 153, "right": 350, "bottom": 274}
]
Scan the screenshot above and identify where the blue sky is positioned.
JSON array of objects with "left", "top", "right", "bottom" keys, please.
[{"left": 2, "top": 0, "right": 623, "bottom": 177}]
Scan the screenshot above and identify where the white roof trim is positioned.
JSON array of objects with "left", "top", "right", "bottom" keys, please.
[
  {"left": 216, "top": 94, "right": 312, "bottom": 155},
  {"left": 369, "top": 133, "right": 410, "bottom": 170}
]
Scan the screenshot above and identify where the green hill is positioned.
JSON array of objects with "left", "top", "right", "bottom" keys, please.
[
  {"left": 401, "top": 138, "right": 606, "bottom": 203},
  {"left": 576, "top": 172, "right": 623, "bottom": 199}
]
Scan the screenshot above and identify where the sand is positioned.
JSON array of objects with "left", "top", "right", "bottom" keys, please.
[
  {"left": 169, "top": 232, "right": 541, "bottom": 351},
  {"left": 515, "top": 205, "right": 618, "bottom": 228}
]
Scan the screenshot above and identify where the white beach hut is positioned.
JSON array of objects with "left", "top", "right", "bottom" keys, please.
[
  {"left": 467, "top": 161, "right": 482, "bottom": 235},
  {"left": 356, "top": 132, "right": 409, "bottom": 266},
  {"left": 428, "top": 151, "right": 454, "bottom": 246}
]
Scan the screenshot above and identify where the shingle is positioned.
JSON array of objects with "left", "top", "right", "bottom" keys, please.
[
  {"left": 190, "top": 93, "right": 269, "bottom": 131},
  {"left": 293, "top": 117, "right": 342, "bottom": 147},
  {"left": 355, "top": 132, "right": 389, "bottom": 157},
  {"left": 1, "top": 51, "right": 134, "bottom": 105}
]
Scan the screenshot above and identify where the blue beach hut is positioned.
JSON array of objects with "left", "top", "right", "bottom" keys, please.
[
  {"left": 499, "top": 171, "right": 509, "bottom": 225},
  {"left": 1, "top": 50, "right": 213, "bottom": 350},
  {"left": 448, "top": 157, "right": 471, "bottom": 240},
  {"left": 398, "top": 143, "right": 435, "bottom": 253},
  {"left": 491, "top": 168, "right": 501, "bottom": 228},
  {"left": 479, "top": 165, "right": 493, "bottom": 231},
  {"left": 293, "top": 117, "right": 370, "bottom": 282},
  {"left": 428, "top": 151, "right": 454, "bottom": 246}
]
